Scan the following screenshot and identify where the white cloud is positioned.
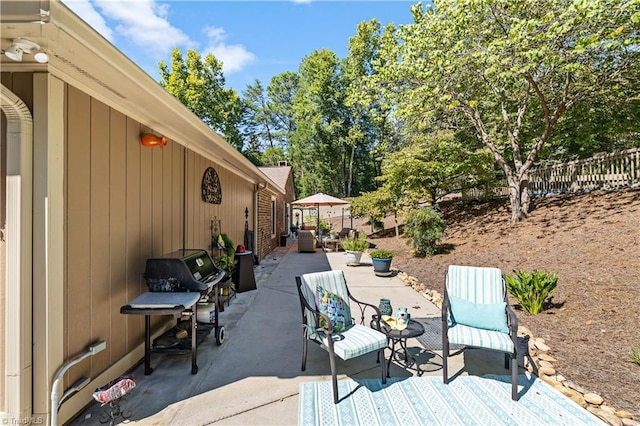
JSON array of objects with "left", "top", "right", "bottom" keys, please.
[
  {"left": 202, "top": 26, "right": 256, "bottom": 75},
  {"left": 62, "top": 0, "right": 114, "bottom": 41},
  {"left": 93, "top": 0, "right": 194, "bottom": 57}
]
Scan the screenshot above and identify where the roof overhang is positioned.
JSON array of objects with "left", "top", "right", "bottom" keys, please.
[{"left": 0, "top": 0, "right": 280, "bottom": 191}]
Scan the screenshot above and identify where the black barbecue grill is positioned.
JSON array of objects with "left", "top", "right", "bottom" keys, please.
[{"left": 121, "top": 249, "right": 226, "bottom": 375}]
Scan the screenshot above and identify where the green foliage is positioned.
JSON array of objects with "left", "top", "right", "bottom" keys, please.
[
  {"left": 379, "top": 130, "right": 497, "bottom": 206},
  {"left": 340, "top": 232, "right": 369, "bottom": 252},
  {"left": 217, "top": 233, "right": 235, "bottom": 257},
  {"left": 629, "top": 347, "right": 640, "bottom": 366},
  {"left": 369, "top": 249, "right": 395, "bottom": 259},
  {"left": 371, "top": 0, "right": 640, "bottom": 222},
  {"left": 318, "top": 219, "right": 331, "bottom": 234},
  {"left": 261, "top": 147, "right": 287, "bottom": 166},
  {"left": 402, "top": 207, "right": 446, "bottom": 257},
  {"left": 159, "top": 48, "right": 243, "bottom": 149},
  {"left": 506, "top": 270, "right": 558, "bottom": 315},
  {"left": 212, "top": 253, "right": 236, "bottom": 273},
  {"left": 350, "top": 188, "right": 396, "bottom": 233}
]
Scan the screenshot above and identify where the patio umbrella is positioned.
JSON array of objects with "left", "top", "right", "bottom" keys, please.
[{"left": 292, "top": 192, "right": 349, "bottom": 232}]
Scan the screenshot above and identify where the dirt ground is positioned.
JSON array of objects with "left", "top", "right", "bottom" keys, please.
[{"left": 346, "top": 188, "right": 640, "bottom": 417}]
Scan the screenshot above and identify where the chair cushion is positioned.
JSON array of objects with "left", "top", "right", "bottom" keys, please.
[
  {"left": 316, "top": 285, "right": 351, "bottom": 332},
  {"left": 318, "top": 324, "right": 388, "bottom": 360},
  {"left": 449, "top": 296, "right": 509, "bottom": 333},
  {"left": 448, "top": 323, "right": 515, "bottom": 353}
]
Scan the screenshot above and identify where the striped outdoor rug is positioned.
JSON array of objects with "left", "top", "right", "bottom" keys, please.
[{"left": 299, "top": 375, "right": 604, "bottom": 426}]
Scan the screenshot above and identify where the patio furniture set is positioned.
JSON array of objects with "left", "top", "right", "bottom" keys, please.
[
  {"left": 295, "top": 265, "right": 519, "bottom": 404},
  {"left": 297, "top": 227, "right": 353, "bottom": 253}
]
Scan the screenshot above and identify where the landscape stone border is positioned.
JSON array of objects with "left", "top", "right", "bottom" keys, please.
[{"left": 396, "top": 270, "right": 638, "bottom": 426}]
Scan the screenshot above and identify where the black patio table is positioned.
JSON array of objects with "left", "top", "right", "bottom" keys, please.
[{"left": 374, "top": 317, "right": 426, "bottom": 377}]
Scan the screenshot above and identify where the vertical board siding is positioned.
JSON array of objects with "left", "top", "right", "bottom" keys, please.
[
  {"left": 172, "top": 143, "right": 184, "bottom": 249},
  {"left": 89, "top": 98, "right": 111, "bottom": 377},
  {"left": 65, "top": 87, "right": 92, "bottom": 384},
  {"left": 109, "top": 109, "right": 127, "bottom": 362},
  {"left": 64, "top": 87, "right": 260, "bottom": 385},
  {"left": 183, "top": 151, "right": 254, "bottom": 253},
  {"left": 151, "top": 147, "right": 163, "bottom": 256},
  {"left": 125, "top": 117, "right": 143, "bottom": 351}
]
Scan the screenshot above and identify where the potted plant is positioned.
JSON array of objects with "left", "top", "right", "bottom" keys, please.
[
  {"left": 212, "top": 251, "right": 237, "bottom": 311},
  {"left": 340, "top": 232, "right": 369, "bottom": 265},
  {"left": 369, "top": 249, "right": 395, "bottom": 276}
]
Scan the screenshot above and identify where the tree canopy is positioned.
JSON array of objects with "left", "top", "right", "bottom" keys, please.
[
  {"left": 157, "top": 0, "right": 640, "bottom": 225},
  {"left": 159, "top": 48, "right": 243, "bottom": 149},
  {"left": 370, "top": 0, "right": 640, "bottom": 222}
]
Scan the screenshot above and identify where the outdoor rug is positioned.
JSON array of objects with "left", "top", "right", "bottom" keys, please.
[{"left": 298, "top": 375, "right": 604, "bottom": 426}]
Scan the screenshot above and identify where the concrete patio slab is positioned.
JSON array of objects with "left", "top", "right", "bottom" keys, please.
[{"left": 70, "top": 240, "right": 521, "bottom": 425}]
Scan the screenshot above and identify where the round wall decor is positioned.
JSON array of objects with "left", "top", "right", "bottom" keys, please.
[{"left": 202, "top": 167, "right": 222, "bottom": 204}]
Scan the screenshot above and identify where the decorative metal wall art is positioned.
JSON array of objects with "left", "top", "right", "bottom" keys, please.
[{"left": 202, "top": 167, "right": 222, "bottom": 204}]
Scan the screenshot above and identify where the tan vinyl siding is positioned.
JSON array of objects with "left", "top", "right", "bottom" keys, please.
[
  {"left": 183, "top": 151, "right": 254, "bottom": 252},
  {"left": 66, "top": 86, "right": 92, "bottom": 384},
  {"left": 109, "top": 109, "right": 127, "bottom": 360},
  {"left": 63, "top": 85, "right": 256, "bottom": 388},
  {"left": 124, "top": 116, "right": 143, "bottom": 351}
]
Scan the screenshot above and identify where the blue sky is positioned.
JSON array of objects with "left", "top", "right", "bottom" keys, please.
[{"left": 61, "top": 0, "right": 418, "bottom": 94}]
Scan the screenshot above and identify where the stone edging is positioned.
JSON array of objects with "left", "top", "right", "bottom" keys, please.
[{"left": 396, "top": 271, "right": 638, "bottom": 426}]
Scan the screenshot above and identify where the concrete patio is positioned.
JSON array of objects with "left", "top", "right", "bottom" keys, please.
[{"left": 70, "top": 239, "right": 523, "bottom": 425}]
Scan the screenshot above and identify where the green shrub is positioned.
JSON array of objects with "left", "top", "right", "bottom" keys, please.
[
  {"left": 403, "top": 206, "right": 446, "bottom": 257},
  {"left": 341, "top": 232, "right": 369, "bottom": 252},
  {"left": 369, "top": 249, "right": 395, "bottom": 259},
  {"left": 506, "top": 269, "right": 558, "bottom": 315},
  {"left": 629, "top": 347, "right": 640, "bottom": 366}
]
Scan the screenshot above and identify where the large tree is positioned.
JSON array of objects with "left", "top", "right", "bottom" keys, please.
[
  {"left": 159, "top": 48, "right": 243, "bottom": 149},
  {"left": 290, "top": 49, "right": 349, "bottom": 197},
  {"left": 374, "top": 0, "right": 640, "bottom": 222}
]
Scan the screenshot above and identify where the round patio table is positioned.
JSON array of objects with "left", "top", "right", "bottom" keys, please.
[{"left": 377, "top": 319, "right": 425, "bottom": 377}]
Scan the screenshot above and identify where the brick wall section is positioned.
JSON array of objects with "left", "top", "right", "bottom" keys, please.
[
  {"left": 255, "top": 168, "right": 296, "bottom": 262},
  {"left": 257, "top": 191, "right": 277, "bottom": 260}
]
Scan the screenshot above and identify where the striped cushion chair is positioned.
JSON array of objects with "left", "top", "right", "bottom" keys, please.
[
  {"left": 442, "top": 265, "right": 519, "bottom": 400},
  {"left": 296, "top": 270, "right": 388, "bottom": 403}
]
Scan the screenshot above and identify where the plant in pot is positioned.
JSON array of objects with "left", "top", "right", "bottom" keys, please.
[
  {"left": 340, "top": 232, "right": 369, "bottom": 265},
  {"left": 369, "top": 249, "right": 395, "bottom": 276}
]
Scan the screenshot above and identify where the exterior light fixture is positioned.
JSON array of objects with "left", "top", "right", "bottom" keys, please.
[
  {"left": 33, "top": 51, "right": 49, "bottom": 63},
  {"left": 3, "top": 38, "right": 49, "bottom": 63},
  {"left": 140, "top": 133, "right": 167, "bottom": 148}
]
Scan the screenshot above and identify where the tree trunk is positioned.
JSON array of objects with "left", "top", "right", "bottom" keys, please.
[
  {"left": 507, "top": 174, "right": 530, "bottom": 223},
  {"left": 394, "top": 212, "right": 400, "bottom": 237}
]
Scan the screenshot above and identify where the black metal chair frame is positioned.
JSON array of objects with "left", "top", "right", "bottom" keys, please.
[{"left": 295, "top": 273, "right": 387, "bottom": 404}]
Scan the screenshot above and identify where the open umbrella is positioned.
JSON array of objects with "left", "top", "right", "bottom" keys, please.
[{"left": 292, "top": 192, "right": 349, "bottom": 234}]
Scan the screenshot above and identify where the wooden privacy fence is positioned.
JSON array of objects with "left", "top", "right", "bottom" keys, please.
[
  {"left": 529, "top": 147, "right": 640, "bottom": 195},
  {"left": 462, "top": 147, "right": 640, "bottom": 200}
]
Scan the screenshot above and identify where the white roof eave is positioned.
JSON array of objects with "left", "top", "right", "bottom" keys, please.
[{"left": 0, "top": 0, "right": 281, "bottom": 191}]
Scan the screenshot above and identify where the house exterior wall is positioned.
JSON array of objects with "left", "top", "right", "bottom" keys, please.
[
  {"left": 283, "top": 172, "right": 296, "bottom": 231},
  {"left": 1, "top": 72, "right": 261, "bottom": 422},
  {"left": 63, "top": 84, "right": 256, "bottom": 389},
  {"left": 256, "top": 191, "right": 277, "bottom": 259}
]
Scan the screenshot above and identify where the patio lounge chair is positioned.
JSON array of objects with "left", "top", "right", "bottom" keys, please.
[
  {"left": 442, "top": 265, "right": 519, "bottom": 400},
  {"left": 296, "top": 270, "right": 388, "bottom": 403}
]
